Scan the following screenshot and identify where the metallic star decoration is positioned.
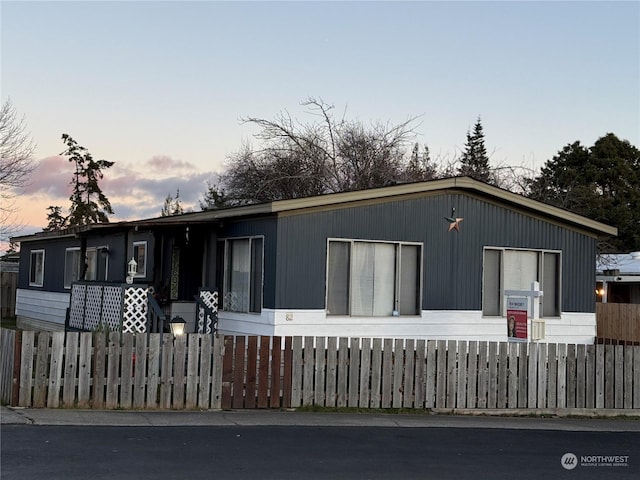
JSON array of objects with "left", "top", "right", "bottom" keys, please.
[{"left": 444, "top": 208, "right": 464, "bottom": 232}]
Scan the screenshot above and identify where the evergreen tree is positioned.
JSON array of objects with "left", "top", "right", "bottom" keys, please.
[
  {"left": 404, "top": 143, "right": 439, "bottom": 182},
  {"left": 44, "top": 205, "right": 67, "bottom": 231},
  {"left": 458, "top": 117, "right": 490, "bottom": 183},
  {"left": 527, "top": 133, "right": 640, "bottom": 252},
  {"left": 60, "top": 134, "right": 114, "bottom": 225},
  {"left": 6, "top": 239, "right": 18, "bottom": 254},
  {"left": 199, "top": 181, "right": 231, "bottom": 210},
  {"left": 161, "top": 189, "right": 184, "bottom": 216}
]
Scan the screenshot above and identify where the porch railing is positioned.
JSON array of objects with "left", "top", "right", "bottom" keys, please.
[
  {"left": 68, "top": 282, "right": 217, "bottom": 335},
  {"left": 68, "top": 282, "right": 155, "bottom": 333}
]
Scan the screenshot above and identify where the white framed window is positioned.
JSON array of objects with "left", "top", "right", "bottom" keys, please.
[
  {"left": 29, "top": 249, "right": 45, "bottom": 287},
  {"left": 64, "top": 247, "right": 83, "bottom": 288},
  {"left": 221, "top": 237, "right": 264, "bottom": 313},
  {"left": 326, "top": 239, "right": 422, "bottom": 317},
  {"left": 482, "top": 247, "right": 561, "bottom": 317},
  {"left": 133, "top": 241, "right": 147, "bottom": 277}
]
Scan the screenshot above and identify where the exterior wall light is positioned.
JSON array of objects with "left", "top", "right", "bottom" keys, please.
[
  {"left": 170, "top": 316, "right": 186, "bottom": 336},
  {"left": 126, "top": 258, "right": 138, "bottom": 284}
]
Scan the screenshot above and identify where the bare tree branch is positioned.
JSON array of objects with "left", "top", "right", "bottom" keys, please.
[{"left": 0, "top": 99, "right": 36, "bottom": 243}]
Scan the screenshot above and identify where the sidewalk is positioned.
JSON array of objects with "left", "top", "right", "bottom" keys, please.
[{"left": 2, "top": 405, "right": 639, "bottom": 431}]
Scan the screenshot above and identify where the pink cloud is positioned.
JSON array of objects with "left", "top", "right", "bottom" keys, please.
[
  {"left": 144, "top": 155, "right": 198, "bottom": 172},
  {"left": 22, "top": 156, "right": 74, "bottom": 197}
]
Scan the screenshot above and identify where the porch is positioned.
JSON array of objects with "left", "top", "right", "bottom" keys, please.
[{"left": 66, "top": 281, "right": 219, "bottom": 335}]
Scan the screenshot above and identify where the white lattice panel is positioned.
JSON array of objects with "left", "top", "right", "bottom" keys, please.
[
  {"left": 200, "top": 290, "right": 218, "bottom": 311},
  {"left": 122, "top": 286, "right": 148, "bottom": 333},
  {"left": 84, "top": 285, "right": 103, "bottom": 331},
  {"left": 198, "top": 290, "right": 218, "bottom": 334},
  {"left": 102, "top": 286, "right": 123, "bottom": 331},
  {"left": 69, "top": 284, "right": 86, "bottom": 329}
]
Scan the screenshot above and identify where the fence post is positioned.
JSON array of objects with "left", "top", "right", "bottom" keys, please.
[{"left": 11, "top": 330, "right": 21, "bottom": 407}]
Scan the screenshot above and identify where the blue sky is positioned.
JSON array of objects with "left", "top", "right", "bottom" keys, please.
[{"left": 2, "top": 1, "right": 639, "bottom": 243}]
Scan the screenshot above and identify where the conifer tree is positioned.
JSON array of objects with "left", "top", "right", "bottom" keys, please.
[
  {"left": 161, "top": 189, "right": 184, "bottom": 216},
  {"left": 43, "top": 205, "right": 67, "bottom": 231},
  {"left": 458, "top": 117, "right": 490, "bottom": 183},
  {"left": 60, "top": 134, "right": 114, "bottom": 225}
]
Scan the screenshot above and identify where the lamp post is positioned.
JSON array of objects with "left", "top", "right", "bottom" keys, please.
[{"left": 170, "top": 316, "right": 186, "bottom": 336}]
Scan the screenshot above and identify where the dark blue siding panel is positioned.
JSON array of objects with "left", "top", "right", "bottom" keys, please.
[
  {"left": 275, "top": 192, "right": 599, "bottom": 312},
  {"left": 18, "top": 238, "right": 81, "bottom": 292},
  {"left": 87, "top": 232, "right": 127, "bottom": 281}
]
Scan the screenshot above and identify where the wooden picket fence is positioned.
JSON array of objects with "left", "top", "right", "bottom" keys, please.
[{"left": 1, "top": 328, "right": 639, "bottom": 410}]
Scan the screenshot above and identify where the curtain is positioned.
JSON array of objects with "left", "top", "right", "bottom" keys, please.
[
  {"left": 327, "top": 241, "right": 350, "bottom": 315},
  {"left": 504, "top": 250, "right": 538, "bottom": 291},
  {"left": 399, "top": 244, "right": 420, "bottom": 315},
  {"left": 543, "top": 252, "right": 559, "bottom": 316},
  {"left": 482, "top": 249, "right": 502, "bottom": 316},
  {"left": 229, "top": 239, "right": 250, "bottom": 312},
  {"left": 352, "top": 242, "right": 395, "bottom": 316},
  {"left": 250, "top": 238, "right": 264, "bottom": 313}
]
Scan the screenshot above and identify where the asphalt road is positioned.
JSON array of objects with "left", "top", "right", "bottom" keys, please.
[{"left": 2, "top": 424, "right": 638, "bottom": 480}]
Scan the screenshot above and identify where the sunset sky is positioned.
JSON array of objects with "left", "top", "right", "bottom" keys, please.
[{"left": 2, "top": 1, "right": 638, "bottom": 253}]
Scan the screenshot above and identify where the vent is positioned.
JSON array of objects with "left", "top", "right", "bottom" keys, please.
[{"left": 532, "top": 319, "right": 546, "bottom": 340}]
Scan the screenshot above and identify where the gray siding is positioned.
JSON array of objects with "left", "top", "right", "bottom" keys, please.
[{"left": 275, "top": 192, "right": 598, "bottom": 313}]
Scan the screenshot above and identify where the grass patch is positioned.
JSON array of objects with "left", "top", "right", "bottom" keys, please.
[{"left": 294, "top": 405, "right": 433, "bottom": 415}]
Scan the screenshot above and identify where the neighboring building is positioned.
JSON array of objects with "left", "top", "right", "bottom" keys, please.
[
  {"left": 12, "top": 177, "right": 616, "bottom": 343},
  {"left": 0, "top": 252, "right": 20, "bottom": 319},
  {"left": 596, "top": 252, "right": 640, "bottom": 304}
]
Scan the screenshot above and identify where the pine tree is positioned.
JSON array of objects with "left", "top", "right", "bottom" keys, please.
[
  {"left": 405, "top": 143, "right": 439, "bottom": 182},
  {"left": 199, "top": 181, "right": 230, "bottom": 210},
  {"left": 527, "top": 133, "right": 640, "bottom": 252},
  {"left": 458, "top": 117, "right": 490, "bottom": 183},
  {"left": 61, "top": 134, "right": 114, "bottom": 225},
  {"left": 161, "top": 189, "right": 184, "bottom": 217},
  {"left": 44, "top": 205, "right": 67, "bottom": 231}
]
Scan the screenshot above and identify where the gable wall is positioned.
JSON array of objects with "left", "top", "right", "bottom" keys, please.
[{"left": 274, "top": 192, "right": 597, "bottom": 313}]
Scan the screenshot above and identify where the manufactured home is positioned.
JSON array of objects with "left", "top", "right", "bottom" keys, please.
[{"left": 13, "top": 177, "right": 616, "bottom": 343}]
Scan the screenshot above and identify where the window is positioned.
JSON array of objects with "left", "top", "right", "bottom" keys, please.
[
  {"left": 327, "top": 239, "right": 422, "bottom": 316},
  {"left": 64, "top": 247, "right": 83, "bottom": 288},
  {"left": 29, "top": 250, "right": 45, "bottom": 287},
  {"left": 85, "top": 248, "right": 97, "bottom": 281},
  {"left": 85, "top": 247, "right": 109, "bottom": 281},
  {"left": 133, "top": 241, "right": 147, "bottom": 277},
  {"left": 482, "top": 247, "right": 561, "bottom": 317},
  {"left": 222, "top": 237, "right": 263, "bottom": 313}
]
